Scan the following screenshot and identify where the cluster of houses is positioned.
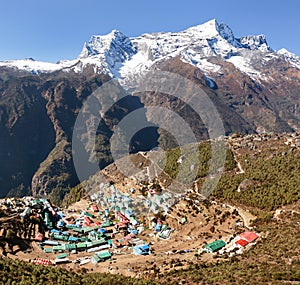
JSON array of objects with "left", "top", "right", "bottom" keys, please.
[
  {"left": 30, "top": 194, "right": 259, "bottom": 265},
  {"left": 0, "top": 195, "right": 159, "bottom": 265},
  {"left": 1, "top": 190, "right": 261, "bottom": 268},
  {"left": 90, "top": 183, "right": 179, "bottom": 217},
  {"left": 8, "top": 191, "right": 176, "bottom": 266},
  {"left": 36, "top": 201, "right": 157, "bottom": 265}
]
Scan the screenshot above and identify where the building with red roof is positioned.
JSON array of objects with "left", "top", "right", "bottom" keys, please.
[
  {"left": 32, "top": 258, "right": 53, "bottom": 266},
  {"left": 116, "top": 211, "right": 129, "bottom": 223},
  {"left": 84, "top": 216, "right": 93, "bottom": 225},
  {"left": 240, "top": 231, "right": 259, "bottom": 243},
  {"left": 235, "top": 239, "right": 249, "bottom": 247},
  {"left": 91, "top": 204, "right": 99, "bottom": 212},
  {"left": 34, "top": 233, "right": 44, "bottom": 242}
]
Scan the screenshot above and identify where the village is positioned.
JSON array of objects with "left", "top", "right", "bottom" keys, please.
[{"left": 0, "top": 178, "right": 260, "bottom": 274}]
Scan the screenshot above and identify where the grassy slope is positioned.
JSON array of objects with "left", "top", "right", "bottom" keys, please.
[
  {"left": 0, "top": 257, "right": 160, "bottom": 285},
  {"left": 162, "top": 140, "right": 300, "bottom": 210},
  {"left": 212, "top": 147, "right": 300, "bottom": 210}
]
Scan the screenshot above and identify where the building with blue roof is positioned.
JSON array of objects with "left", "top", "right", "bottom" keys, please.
[{"left": 133, "top": 244, "right": 150, "bottom": 255}]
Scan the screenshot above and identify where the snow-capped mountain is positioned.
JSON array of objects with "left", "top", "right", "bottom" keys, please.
[
  {"left": 1, "top": 19, "right": 300, "bottom": 198},
  {"left": 1, "top": 19, "right": 299, "bottom": 79}
]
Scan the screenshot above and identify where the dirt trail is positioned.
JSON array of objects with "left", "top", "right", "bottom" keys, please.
[
  {"left": 227, "top": 204, "right": 255, "bottom": 229},
  {"left": 273, "top": 208, "right": 300, "bottom": 220},
  {"left": 237, "top": 161, "right": 245, "bottom": 174}
]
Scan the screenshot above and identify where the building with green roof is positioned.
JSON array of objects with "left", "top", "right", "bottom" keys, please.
[
  {"left": 52, "top": 245, "right": 64, "bottom": 252},
  {"left": 76, "top": 243, "right": 87, "bottom": 251},
  {"left": 205, "top": 240, "right": 226, "bottom": 253},
  {"left": 44, "top": 248, "right": 53, "bottom": 253},
  {"left": 91, "top": 250, "right": 112, "bottom": 263},
  {"left": 56, "top": 253, "right": 68, "bottom": 259},
  {"left": 98, "top": 251, "right": 111, "bottom": 259},
  {"left": 100, "top": 220, "right": 113, "bottom": 227},
  {"left": 91, "top": 254, "right": 101, "bottom": 264},
  {"left": 53, "top": 234, "right": 69, "bottom": 241},
  {"left": 82, "top": 227, "right": 93, "bottom": 234},
  {"left": 83, "top": 211, "right": 94, "bottom": 218},
  {"left": 63, "top": 243, "right": 76, "bottom": 251}
]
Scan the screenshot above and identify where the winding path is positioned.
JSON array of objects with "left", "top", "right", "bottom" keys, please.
[{"left": 227, "top": 204, "right": 255, "bottom": 229}]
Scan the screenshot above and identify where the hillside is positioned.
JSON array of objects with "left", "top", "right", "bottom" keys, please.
[
  {"left": 0, "top": 257, "right": 159, "bottom": 285},
  {"left": 0, "top": 133, "right": 299, "bottom": 284}
]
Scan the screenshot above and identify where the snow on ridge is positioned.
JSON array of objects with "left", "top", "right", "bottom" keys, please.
[
  {"left": 277, "top": 48, "right": 300, "bottom": 69},
  {"left": 0, "top": 59, "right": 63, "bottom": 73},
  {"left": 240, "top": 35, "right": 271, "bottom": 52},
  {"left": 180, "top": 49, "right": 221, "bottom": 73},
  {"left": 277, "top": 48, "right": 298, "bottom": 58},
  {"left": 117, "top": 19, "right": 275, "bottom": 81},
  {"left": 118, "top": 19, "right": 241, "bottom": 81},
  {"left": 0, "top": 19, "right": 297, "bottom": 78},
  {"left": 183, "top": 19, "right": 220, "bottom": 39},
  {"left": 227, "top": 56, "right": 260, "bottom": 76}
]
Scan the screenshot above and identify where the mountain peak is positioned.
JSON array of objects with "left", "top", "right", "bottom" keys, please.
[
  {"left": 186, "top": 20, "right": 271, "bottom": 52},
  {"left": 278, "top": 48, "right": 299, "bottom": 59},
  {"left": 78, "top": 29, "right": 134, "bottom": 59},
  {"left": 184, "top": 19, "right": 220, "bottom": 38},
  {"left": 1, "top": 19, "right": 298, "bottom": 78},
  {"left": 240, "top": 34, "right": 271, "bottom": 52},
  {"left": 77, "top": 29, "right": 136, "bottom": 77},
  {"left": 184, "top": 19, "right": 240, "bottom": 48},
  {"left": 278, "top": 48, "right": 300, "bottom": 68}
]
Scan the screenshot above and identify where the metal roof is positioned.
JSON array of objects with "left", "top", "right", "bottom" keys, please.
[{"left": 205, "top": 240, "right": 226, "bottom": 252}]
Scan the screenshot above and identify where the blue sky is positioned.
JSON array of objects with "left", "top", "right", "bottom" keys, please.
[{"left": 0, "top": 0, "right": 299, "bottom": 62}]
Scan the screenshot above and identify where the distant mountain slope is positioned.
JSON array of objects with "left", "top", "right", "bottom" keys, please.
[
  {"left": 0, "top": 19, "right": 299, "bottom": 198},
  {"left": 0, "top": 70, "right": 106, "bottom": 197}
]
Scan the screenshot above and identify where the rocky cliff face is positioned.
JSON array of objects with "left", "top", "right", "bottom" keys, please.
[
  {"left": 0, "top": 69, "right": 159, "bottom": 198},
  {"left": 0, "top": 75, "right": 56, "bottom": 197}
]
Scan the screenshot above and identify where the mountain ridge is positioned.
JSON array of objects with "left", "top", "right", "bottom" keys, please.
[{"left": 0, "top": 19, "right": 299, "bottom": 76}]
